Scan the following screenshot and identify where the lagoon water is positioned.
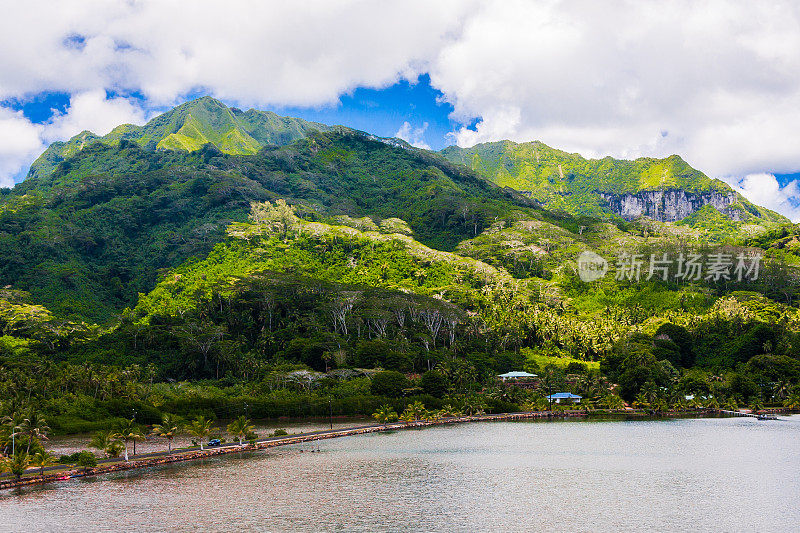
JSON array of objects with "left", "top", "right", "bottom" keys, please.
[{"left": 2, "top": 415, "right": 799, "bottom": 532}]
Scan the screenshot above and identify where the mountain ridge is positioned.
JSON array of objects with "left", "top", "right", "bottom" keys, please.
[
  {"left": 27, "top": 96, "right": 338, "bottom": 181},
  {"left": 440, "top": 140, "right": 787, "bottom": 225}
]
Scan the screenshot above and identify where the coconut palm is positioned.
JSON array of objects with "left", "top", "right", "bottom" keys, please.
[
  {"left": 462, "top": 396, "right": 487, "bottom": 416},
  {"left": 187, "top": 416, "right": 214, "bottom": 450},
  {"left": 152, "top": 414, "right": 181, "bottom": 455},
  {"left": 401, "top": 401, "right": 427, "bottom": 421},
  {"left": 1, "top": 412, "right": 25, "bottom": 455},
  {"left": 30, "top": 451, "right": 57, "bottom": 476},
  {"left": 784, "top": 391, "right": 800, "bottom": 409},
  {"left": 226, "top": 416, "right": 255, "bottom": 445},
  {"left": 19, "top": 410, "right": 50, "bottom": 454},
  {"left": 437, "top": 404, "right": 462, "bottom": 418},
  {"left": 90, "top": 429, "right": 123, "bottom": 458},
  {"left": 372, "top": 405, "right": 398, "bottom": 426},
  {"left": 116, "top": 418, "right": 145, "bottom": 462},
  {"left": 105, "top": 440, "right": 125, "bottom": 458},
  {"left": 4, "top": 451, "right": 30, "bottom": 480}
]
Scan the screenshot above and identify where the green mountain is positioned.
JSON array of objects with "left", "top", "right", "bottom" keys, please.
[
  {"left": 1, "top": 123, "right": 544, "bottom": 321},
  {"left": 1, "top": 97, "right": 799, "bottom": 434},
  {"left": 441, "top": 140, "right": 787, "bottom": 229},
  {"left": 27, "top": 96, "right": 336, "bottom": 181}
]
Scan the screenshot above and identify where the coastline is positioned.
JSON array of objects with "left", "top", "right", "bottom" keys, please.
[{"left": 0, "top": 407, "right": 785, "bottom": 492}]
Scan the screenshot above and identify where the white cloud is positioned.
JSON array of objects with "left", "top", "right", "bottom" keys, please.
[
  {"left": 0, "top": 91, "right": 149, "bottom": 186},
  {"left": 395, "top": 121, "right": 430, "bottom": 149},
  {"left": 0, "top": 0, "right": 474, "bottom": 107},
  {"left": 43, "top": 90, "right": 149, "bottom": 142},
  {"left": 0, "top": 108, "right": 44, "bottom": 187},
  {"left": 724, "top": 173, "right": 800, "bottom": 223},
  {"left": 430, "top": 0, "right": 800, "bottom": 177}
]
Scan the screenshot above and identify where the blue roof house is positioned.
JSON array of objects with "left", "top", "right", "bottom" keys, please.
[{"left": 546, "top": 392, "right": 582, "bottom": 404}]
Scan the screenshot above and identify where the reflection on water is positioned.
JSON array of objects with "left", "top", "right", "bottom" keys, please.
[{"left": 3, "top": 415, "right": 800, "bottom": 532}]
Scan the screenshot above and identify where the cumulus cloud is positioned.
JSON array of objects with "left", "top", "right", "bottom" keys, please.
[
  {"left": 0, "top": 0, "right": 474, "bottom": 107},
  {"left": 431, "top": 0, "right": 800, "bottom": 178},
  {"left": 724, "top": 174, "right": 800, "bottom": 223},
  {"left": 395, "top": 121, "right": 430, "bottom": 149},
  {"left": 0, "top": 108, "right": 44, "bottom": 187},
  {"left": 0, "top": 91, "right": 149, "bottom": 186},
  {"left": 43, "top": 90, "right": 149, "bottom": 142}
]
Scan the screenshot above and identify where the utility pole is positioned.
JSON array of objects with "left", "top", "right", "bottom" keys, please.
[{"left": 329, "top": 397, "right": 333, "bottom": 430}]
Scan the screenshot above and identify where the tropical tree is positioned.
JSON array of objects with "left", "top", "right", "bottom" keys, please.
[
  {"left": 372, "top": 405, "right": 398, "bottom": 426},
  {"left": 30, "top": 451, "right": 57, "bottom": 476},
  {"left": 187, "top": 416, "right": 214, "bottom": 450},
  {"left": 90, "top": 430, "right": 123, "bottom": 458},
  {"left": 437, "top": 404, "right": 463, "bottom": 418},
  {"left": 784, "top": 391, "right": 800, "bottom": 409},
  {"left": 106, "top": 440, "right": 125, "bottom": 458},
  {"left": 1, "top": 412, "right": 24, "bottom": 455},
  {"left": 116, "top": 419, "right": 145, "bottom": 462},
  {"left": 152, "top": 414, "right": 181, "bottom": 455},
  {"left": 401, "top": 401, "right": 427, "bottom": 422},
  {"left": 4, "top": 451, "right": 30, "bottom": 480},
  {"left": 227, "top": 416, "right": 255, "bottom": 446},
  {"left": 599, "top": 393, "right": 626, "bottom": 410},
  {"left": 18, "top": 410, "right": 49, "bottom": 454},
  {"left": 462, "top": 396, "right": 487, "bottom": 416}
]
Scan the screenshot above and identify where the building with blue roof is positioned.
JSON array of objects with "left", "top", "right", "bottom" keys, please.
[{"left": 546, "top": 392, "right": 582, "bottom": 404}]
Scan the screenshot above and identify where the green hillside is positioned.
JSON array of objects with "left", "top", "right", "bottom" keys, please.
[
  {"left": 1, "top": 129, "right": 547, "bottom": 321},
  {"left": 1, "top": 98, "right": 799, "bottom": 437},
  {"left": 441, "top": 140, "right": 786, "bottom": 228}
]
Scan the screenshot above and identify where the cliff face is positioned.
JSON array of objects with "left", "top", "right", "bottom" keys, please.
[{"left": 599, "top": 190, "right": 742, "bottom": 221}]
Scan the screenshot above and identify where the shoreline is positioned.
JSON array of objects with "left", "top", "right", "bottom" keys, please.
[{"left": 0, "top": 408, "right": 788, "bottom": 492}]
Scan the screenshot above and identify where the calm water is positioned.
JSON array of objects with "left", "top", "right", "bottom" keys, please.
[{"left": 2, "top": 415, "right": 799, "bottom": 532}]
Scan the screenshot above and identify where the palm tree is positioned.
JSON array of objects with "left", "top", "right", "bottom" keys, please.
[
  {"left": 5, "top": 451, "right": 30, "bottom": 480},
  {"left": 152, "top": 414, "right": 181, "bottom": 455},
  {"left": 372, "top": 405, "right": 398, "bottom": 426},
  {"left": 401, "top": 401, "right": 427, "bottom": 421},
  {"left": 90, "top": 429, "right": 123, "bottom": 458},
  {"left": 187, "top": 416, "right": 214, "bottom": 450},
  {"left": 462, "top": 396, "right": 487, "bottom": 416},
  {"left": 437, "top": 404, "right": 462, "bottom": 418},
  {"left": 227, "top": 416, "right": 255, "bottom": 446},
  {"left": 30, "top": 451, "right": 57, "bottom": 476},
  {"left": 19, "top": 410, "right": 50, "bottom": 454},
  {"left": 1, "top": 412, "right": 24, "bottom": 455},
  {"left": 116, "top": 419, "right": 145, "bottom": 462}
]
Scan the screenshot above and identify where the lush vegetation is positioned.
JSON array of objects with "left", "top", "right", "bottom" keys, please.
[
  {"left": 441, "top": 140, "right": 786, "bottom": 231},
  {"left": 0, "top": 97, "right": 799, "bottom": 464}
]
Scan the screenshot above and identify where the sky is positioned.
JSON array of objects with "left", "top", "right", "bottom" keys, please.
[{"left": 1, "top": 0, "right": 800, "bottom": 220}]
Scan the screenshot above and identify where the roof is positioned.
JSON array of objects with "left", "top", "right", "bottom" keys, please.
[
  {"left": 498, "top": 371, "right": 537, "bottom": 378},
  {"left": 546, "top": 392, "right": 582, "bottom": 399}
]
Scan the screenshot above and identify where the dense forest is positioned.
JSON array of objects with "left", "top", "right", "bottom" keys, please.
[{"left": 1, "top": 98, "right": 799, "bottom": 452}]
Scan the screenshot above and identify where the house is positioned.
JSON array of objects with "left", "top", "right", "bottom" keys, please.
[
  {"left": 498, "top": 371, "right": 537, "bottom": 381},
  {"left": 546, "top": 392, "right": 582, "bottom": 404}
]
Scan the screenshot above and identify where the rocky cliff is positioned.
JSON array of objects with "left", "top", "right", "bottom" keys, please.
[{"left": 598, "top": 190, "right": 748, "bottom": 221}]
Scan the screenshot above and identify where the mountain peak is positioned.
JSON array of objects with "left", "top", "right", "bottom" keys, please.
[{"left": 26, "top": 96, "right": 335, "bottom": 180}]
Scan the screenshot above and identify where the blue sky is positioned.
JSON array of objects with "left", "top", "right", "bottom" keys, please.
[
  {"left": 1, "top": 1, "right": 799, "bottom": 219},
  {"left": 4, "top": 75, "right": 462, "bottom": 150}
]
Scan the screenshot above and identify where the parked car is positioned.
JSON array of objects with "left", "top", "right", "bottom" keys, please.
[{"left": 207, "top": 439, "right": 221, "bottom": 447}]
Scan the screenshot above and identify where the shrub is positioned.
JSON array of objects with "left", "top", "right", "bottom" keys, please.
[
  {"left": 420, "top": 371, "right": 448, "bottom": 397},
  {"left": 369, "top": 371, "right": 408, "bottom": 397}
]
